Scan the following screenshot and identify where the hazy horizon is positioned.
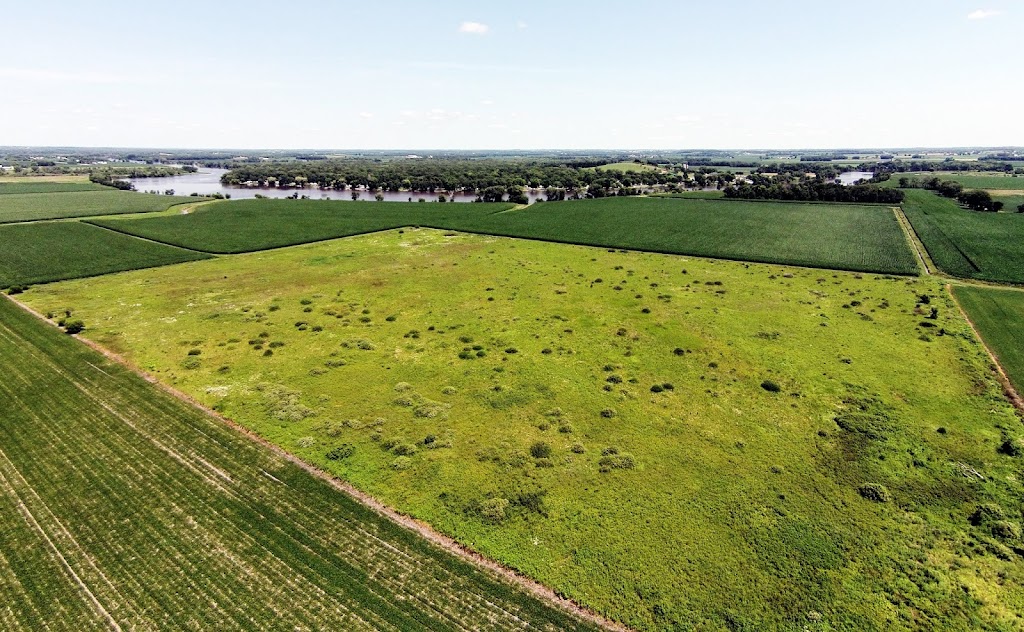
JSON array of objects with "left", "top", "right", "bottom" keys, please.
[{"left": 3, "top": 0, "right": 1022, "bottom": 150}]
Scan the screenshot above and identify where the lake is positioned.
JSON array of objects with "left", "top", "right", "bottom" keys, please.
[{"left": 837, "top": 171, "right": 875, "bottom": 186}]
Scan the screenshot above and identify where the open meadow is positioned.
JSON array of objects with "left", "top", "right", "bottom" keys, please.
[
  {"left": 0, "top": 295, "right": 600, "bottom": 631},
  {"left": 0, "top": 221, "right": 211, "bottom": 288},
  {"left": 900, "top": 189, "right": 1024, "bottom": 283},
  {"left": 0, "top": 186, "right": 200, "bottom": 224},
  {"left": 93, "top": 196, "right": 920, "bottom": 274},
  {"left": 893, "top": 172, "right": 1024, "bottom": 191},
  {"left": 22, "top": 229, "right": 1024, "bottom": 631}
]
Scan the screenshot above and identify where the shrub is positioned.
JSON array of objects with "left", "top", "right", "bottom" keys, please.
[
  {"left": 662, "top": 382, "right": 675, "bottom": 391},
  {"left": 650, "top": 384, "right": 664, "bottom": 393},
  {"left": 187, "top": 348, "right": 201, "bottom": 356},
  {"left": 606, "top": 374, "right": 622, "bottom": 384},
  {"left": 391, "top": 456, "right": 412, "bottom": 470},
  {"left": 534, "top": 458, "right": 554, "bottom": 468},
  {"left": 181, "top": 357, "right": 200, "bottom": 370},
  {"left": 600, "top": 408, "right": 616, "bottom": 418},
  {"left": 991, "top": 521, "right": 1022, "bottom": 541},
  {"left": 300, "top": 298, "right": 313, "bottom": 305},
  {"left": 858, "top": 483, "right": 891, "bottom": 503},
  {"left": 601, "top": 446, "right": 619, "bottom": 456},
  {"left": 570, "top": 443, "right": 585, "bottom": 454},
  {"left": 558, "top": 423, "right": 574, "bottom": 434},
  {"left": 505, "top": 347, "right": 518, "bottom": 354},
  {"left": 392, "top": 443, "right": 417, "bottom": 456},
  {"left": 63, "top": 320, "right": 85, "bottom": 335},
  {"left": 423, "top": 434, "right": 436, "bottom": 445},
  {"left": 530, "top": 441, "right": 552, "bottom": 459},
  {"left": 394, "top": 382, "right": 412, "bottom": 392},
  {"left": 760, "top": 380, "right": 782, "bottom": 393},
  {"left": 599, "top": 453, "right": 636, "bottom": 472},
  {"left": 385, "top": 315, "right": 397, "bottom": 321},
  {"left": 479, "top": 497, "right": 509, "bottom": 523},
  {"left": 998, "top": 437, "right": 1024, "bottom": 457},
  {"left": 441, "top": 386, "right": 458, "bottom": 395},
  {"left": 969, "top": 504, "right": 1006, "bottom": 526},
  {"left": 326, "top": 444, "right": 355, "bottom": 460},
  {"left": 295, "top": 436, "right": 315, "bottom": 448}
]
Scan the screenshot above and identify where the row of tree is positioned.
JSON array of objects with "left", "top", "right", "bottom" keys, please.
[
  {"left": 909, "top": 177, "right": 1009, "bottom": 212},
  {"left": 723, "top": 181, "right": 904, "bottom": 204},
  {"left": 219, "top": 159, "right": 692, "bottom": 194}
]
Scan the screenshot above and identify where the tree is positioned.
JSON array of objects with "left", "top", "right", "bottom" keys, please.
[
  {"left": 1017, "top": 203, "right": 1024, "bottom": 213},
  {"left": 374, "top": 192, "right": 384, "bottom": 202},
  {"left": 351, "top": 189, "right": 360, "bottom": 201}
]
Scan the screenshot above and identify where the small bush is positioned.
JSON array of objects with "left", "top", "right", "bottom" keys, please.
[
  {"left": 187, "top": 348, "right": 202, "bottom": 356},
  {"left": 991, "top": 521, "right": 1022, "bottom": 541},
  {"left": 969, "top": 504, "right": 1006, "bottom": 526},
  {"left": 600, "top": 408, "right": 616, "bottom": 419},
  {"left": 599, "top": 453, "right": 636, "bottom": 472},
  {"left": 326, "top": 444, "right": 355, "bottom": 460},
  {"left": 385, "top": 315, "right": 397, "bottom": 322},
  {"left": 606, "top": 374, "right": 622, "bottom": 384},
  {"left": 858, "top": 483, "right": 891, "bottom": 503},
  {"left": 300, "top": 298, "right": 313, "bottom": 305},
  {"left": 530, "top": 441, "right": 552, "bottom": 459},
  {"left": 650, "top": 384, "right": 664, "bottom": 393},
  {"left": 998, "top": 437, "right": 1024, "bottom": 457},
  {"left": 505, "top": 347, "right": 518, "bottom": 354},
  {"left": 295, "top": 436, "right": 315, "bottom": 448},
  {"left": 601, "top": 446, "right": 619, "bottom": 456},
  {"left": 391, "top": 456, "right": 412, "bottom": 470},
  {"left": 394, "top": 382, "right": 412, "bottom": 392},
  {"left": 479, "top": 497, "right": 509, "bottom": 522},
  {"left": 570, "top": 443, "right": 585, "bottom": 454},
  {"left": 760, "top": 380, "right": 782, "bottom": 393},
  {"left": 63, "top": 320, "right": 85, "bottom": 335},
  {"left": 392, "top": 443, "right": 418, "bottom": 456},
  {"left": 441, "top": 386, "right": 458, "bottom": 395},
  {"left": 534, "top": 458, "right": 554, "bottom": 468},
  {"left": 181, "top": 357, "right": 200, "bottom": 370},
  {"left": 558, "top": 423, "right": 574, "bottom": 434}
]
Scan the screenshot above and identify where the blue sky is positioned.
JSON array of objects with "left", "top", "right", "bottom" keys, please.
[{"left": 1, "top": 0, "right": 1021, "bottom": 149}]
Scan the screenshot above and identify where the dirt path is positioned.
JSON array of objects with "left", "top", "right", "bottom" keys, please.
[
  {"left": 892, "top": 206, "right": 936, "bottom": 276},
  {"left": 945, "top": 284, "right": 1024, "bottom": 416},
  {"left": 3, "top": 294, "right": 632, "bottom": 632}
]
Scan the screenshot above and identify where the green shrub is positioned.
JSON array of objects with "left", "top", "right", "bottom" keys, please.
[
  {"left": 998, "top": 437, "right": 1024, "bottom": 457},
  {"left": 187, "top": 348, "right": 202, "bottom": 356},
  {"left": 599, "top": 453, "right": 636, "bottom": 472},
  {"left": 326, "top": 444, "right": 355, "bottom": 460},
  {"left": 530, "top": 441, "right": 552, "bottom": 459},
  {"left": 570, "top": 443, "right": 586, "bottom": 454},
  {"left": 760, "top": 380, "right": 782, "bottom": 393},
  {"left": 991, "top": 521, "right": 1022, "bottom": 541},
  {"left": 479, "top": 497, "right": 509, "bottom": 523},
  {"left": 600, "top": 408, "right": 617, "bottom": 418},
  {"left": 650, "top": 384, "right": 664, "bottom": 393},
  {"left": 63, "top": 320, "right": 85, "bottom": 335},
  {"left": 391, "top": 456, "right": 412, "bottom": 470},
  {"left": 392, "top": 443, "right": 418, "bottom": 456},
  {"left": 535, "top": 458, "right": 555, "bottom": 468},
  {"left": 969, "top": 504, "right": 1006, "bottom": 526},
  {"left": 181, "top": 356, "right": 200, "bottom": 370},
  {"left": 858, "top": 483, "right": 891, "bottom": 503}
]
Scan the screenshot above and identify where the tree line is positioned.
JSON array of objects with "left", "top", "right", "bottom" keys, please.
[{"left": 903, "top": 176, "right": 1014, "bottom": 212}]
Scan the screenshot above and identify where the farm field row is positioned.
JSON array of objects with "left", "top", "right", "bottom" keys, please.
[
  {"left": 0, "top": 221, "right": 212, "bottom": 288},
  {"left": 900, "top": 189, "right": 1024, "bottom": 284},
  {"left": 0, "top": 295, "right": 598, "bottom": 631},
  {"left": 93, "top": 196, "right": 920, "bottom": 274},
  {"left": 0, "top": 187, "right": 200, "bottom": 224},
  {"left": 22, "top": 229, "right": 1024, "bottom": 630},
  {"left": 954, "top": 285, "right": 1024, "bottom": 394},
  {"left": 0, "top": 181, "right": 109, "bottom": 195}
]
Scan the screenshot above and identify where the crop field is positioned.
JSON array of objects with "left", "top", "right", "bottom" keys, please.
[
  {"left": 94, "top": 197, "right": 919, "bottom": 274},
  {"left": 900, "top": 189, "right": 1024, "bottom": 283},
  {"left": 891, "top": 172, "right": 1024, "bottom": 190},
  {"left": 0, "top": 295, "right": 600, "bottom": 631},
  {"left": 22, "top": 230, "right": 1024, "bottom": 631},
  {"left": 954, "top": 285, "right": 1024, "bottom": 394},
  {"left": 0, "top": 189, "right": 200, "bottom": 224},
  {"left": 0, "top": 182, "right": 110, "bottom": 195},
  {"left": 0, "top": 221, "right": 211, "bottom": 288}
]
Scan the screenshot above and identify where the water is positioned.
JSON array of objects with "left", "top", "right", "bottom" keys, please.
[
  {"left": 129, "top": 167, "right": 549, "bottom": 203},
  {"left": 837, "top": 171, "right": 875, "bottom": 186}
]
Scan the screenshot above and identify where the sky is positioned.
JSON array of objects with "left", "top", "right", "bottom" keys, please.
[{"left": 1, "top": 0, "right": 1022, "bottom": 150}]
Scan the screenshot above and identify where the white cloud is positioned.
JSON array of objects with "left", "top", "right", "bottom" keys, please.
[
  {"left": 0, "top": 66, "right": 127, "bottom": 84},
  {"left": 967, "top": 9, "right": 1002, "bottom": 19},
  {"left": 458, "top": 21, "right": 489, "bottom": 35},
  {"left": 480, "top": 99, "right": 494, "bottom": 106},
  {"left": 516, "top": 20, "right": 528, "bottom": 29},
  {"left": 358, "top": 111, "right": 374, "bottom": 119}
]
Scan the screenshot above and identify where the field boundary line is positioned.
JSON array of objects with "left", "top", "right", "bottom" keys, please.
[
  {"left": 892, "top": 206, "right": 935, "bottom": 276},
  {"left": 0, "top": 450, "right": 122, "bottom": 631},
  {"left": 82, "top": 220, "right": 215, "bottom": 256},
  {"left": 3, "top": 294, "right": 631, "bottom": 632},
  {"left": 946, "top": 284, "right": 1024, "bottom": 416}
]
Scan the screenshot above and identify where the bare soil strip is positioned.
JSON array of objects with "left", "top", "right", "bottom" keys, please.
[
  {"left": 5, "top": 294, "right": 631, "bottom": 632},
  {"left": 893, "top": 206, "right": 936, "bottom": 276}
]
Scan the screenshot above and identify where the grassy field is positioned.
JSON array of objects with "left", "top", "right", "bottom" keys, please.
[
  {"left": 94, "top": 197, "right": 920, "bottom": 274},
  {"left": 586, "top": 162, "right": 660, "bottom": 173},
  {"left": 654, "top": 190, "right": 726, "bottom": 199},
  {"left": 23, "top": 230, "right": 1024, "bottom": 631},
  {"left": 0, "top": 221, "right": 212, "bottom": 288},
  {"left": 0, "top": 175, "right": 91, "bottom": 183},
  {"left": 900, "top": 189, "right": 1024, "bottom": 283},
  {"left": 0, "top": 295, "right": 600, "bottom": 631},
  {"left": 954, "top": 286, "right": 1024, "bottom": 394},
  {"left": 0, "top": 189, "right": 201, "bottom": 224},
  {"left": 0, "top": 182, "right": 110, "bottom": 195}
]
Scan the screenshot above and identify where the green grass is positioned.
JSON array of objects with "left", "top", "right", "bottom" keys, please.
[
  {"left": 585, "top": 161, "right": 660, "bottom": 173},
  {"left": 0, "top": 221, "right": 212, "bottom": 288},
  {"left": 0, "top": 182, "right": 110, "bottom": 195},
  {"left": 94, "top": 197, "right": 919, "bottom": 274},
  {"left": 0, "top": 295, "right": 599, "bottom": 631},
  {"left": 901, "top": 189, "right": 1024, "bottom": 283},
  {"left": 0, "top": 190, "right": 202, "bottom": 224},
  {"left": 654, "top": 190, "right": 726, "bottom": 199},
  {"left": 954, "top": 285, "right": 1024, "bottom": 394},
  {"left": 23, "top": 230, "right": 1024, "bottom": 631}
]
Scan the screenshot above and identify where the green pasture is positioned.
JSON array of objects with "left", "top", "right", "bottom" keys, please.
[{"left": 22, "top": 230, "right": 1024, "bottom": 631}]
